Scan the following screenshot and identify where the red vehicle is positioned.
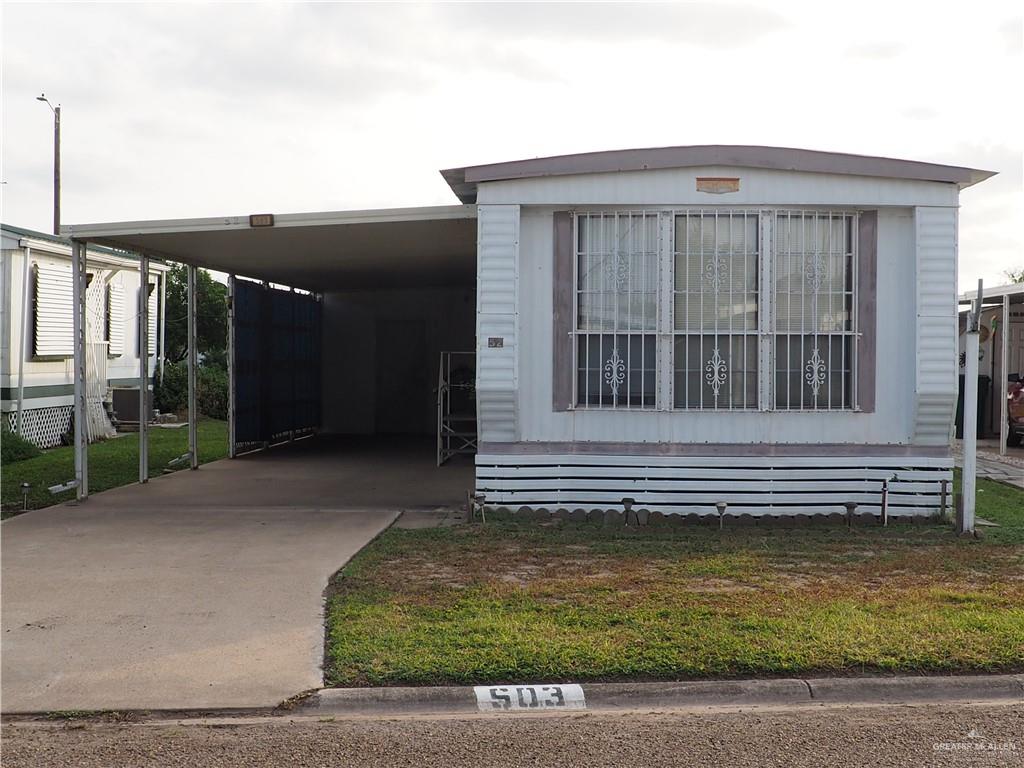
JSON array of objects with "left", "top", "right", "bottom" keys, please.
[{"left": 1008, "top": 380, "right": 1024, "bottom": 447}]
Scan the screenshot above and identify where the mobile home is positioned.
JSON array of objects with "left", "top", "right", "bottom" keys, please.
[
  {"left": 63, "top": 145, "right": 994, "bottom": 518},
  {"left": 1, "top": 225, "right": 167, "bottom": 447}
]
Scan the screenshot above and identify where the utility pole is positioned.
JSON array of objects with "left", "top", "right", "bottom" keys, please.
[{"left": 36, "top": 93, "right": 60, "bottom": 235}]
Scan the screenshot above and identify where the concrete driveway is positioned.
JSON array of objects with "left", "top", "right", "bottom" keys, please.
[{"left": 0, "top": 438, "right": 469, "bottom": 713}]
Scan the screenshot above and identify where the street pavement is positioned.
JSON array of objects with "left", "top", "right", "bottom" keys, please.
[{"left": 3, "top": 703, "right": 1022, "bottom": 767}]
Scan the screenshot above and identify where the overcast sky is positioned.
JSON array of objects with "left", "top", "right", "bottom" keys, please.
[{"left": 2, "top": 1, "right": 1021, "bottom": 290}]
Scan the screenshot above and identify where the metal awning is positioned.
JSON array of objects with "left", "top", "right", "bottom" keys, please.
[
  {"left": 61, "top": 204, "right": 477, "bottom": 290},
  {"left": 958, "top": 282, "right": 1024, "bottom": 306}
]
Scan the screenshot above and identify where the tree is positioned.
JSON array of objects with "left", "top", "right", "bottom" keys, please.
[
  {"left": 163, "top": 263, "right": 227, "bottom": 367},
  {"left": 1005, "top": 267, "right": 1024, "bottom": 284}
]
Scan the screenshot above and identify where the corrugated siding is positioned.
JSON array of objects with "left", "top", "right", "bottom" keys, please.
[
  {"left": 913, "top": 207, "right": 957, "bottom": 444},
  {"left": 477, "top": 205, "right": 519, "bottom": 441},
  {"left": 476, "top": 453, "right": 952, "bottom": 516},
  {"left": 107, "top": 283, "right": 125, "bottom": 356},
  {"left": 33, "top": 262, "right": 74, "bottom": 357}
]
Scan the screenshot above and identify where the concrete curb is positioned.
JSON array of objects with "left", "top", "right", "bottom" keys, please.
[{"left": 303, "top": 674, "right": 1024, "bottom": 717}]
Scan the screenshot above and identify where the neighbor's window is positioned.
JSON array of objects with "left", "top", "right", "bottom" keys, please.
[{"left": 572, "top": 209, "right": 858, "bottom": 411}]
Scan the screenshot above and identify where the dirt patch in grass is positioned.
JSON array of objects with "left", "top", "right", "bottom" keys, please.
[{"left": 325, "top": 480, "right": 1024, "bottom": 686}]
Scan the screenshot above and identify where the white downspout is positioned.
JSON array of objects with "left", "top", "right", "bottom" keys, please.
[{"left": 16, "top": 242, "right": 31, "bottom": 437}]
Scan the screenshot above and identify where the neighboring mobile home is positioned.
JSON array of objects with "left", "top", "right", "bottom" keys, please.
[
  {"left": 64, "top": 145, "right": 994, "bottom": 518},
  {"left": 1, "top": 225, "right": 168, "bottom": 447},
  {"left": 956, "top": 281, "right": 1024, "bottom": 442}
]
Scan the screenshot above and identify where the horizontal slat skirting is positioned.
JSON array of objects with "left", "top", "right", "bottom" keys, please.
[
  {"left": 477, "top": 454, "right": 952, "bottom": 469},
  {"left": 475, "top": 453, "right": 949, "bottom": 516},
  {"left": 483, "top": 504, "right": 930, "bottom": 518},
  {"left": 478, "top": 442, "right": 950, "bottom": 458},
  {"left": 476, "top": 467, "right": 948, "bottom": 482},
  {"left": 478, "top": 479, "right": 942, "bottom": 494},
  {"left": 481, "top": 491, "right": 940, "bottom": 506}
]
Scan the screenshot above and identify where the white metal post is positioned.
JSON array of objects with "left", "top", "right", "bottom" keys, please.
[
  {"left": 188, "top": 264, "right": 199, "bottom": 469},
  {"left": 961, "top": 279, "right": 982, "bottom": 534},
  {"left": 159, "top": 271, "right": 167, "bottom": 385},
  {"left": 139, "top": 255, "right": 149, "bottom": 483},
  {"left": 289, "top": 285, "right": 296, "bottom": 442},
  {"left": 1001, "top": 294, "right": 1010, "bottom": 456},
  {"left": 16, "top": 244, "right": 31, "bottom": 437},
  {"left": 227, "top": 274, "right": 236, "bottom": 458},
  {"left": 72, "top": 239, "right": 88, "bottom": 500}
]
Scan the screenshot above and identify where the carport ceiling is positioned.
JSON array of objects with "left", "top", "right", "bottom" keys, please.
[{"left": 63, "top": 205, "right": 477, "bottom": 291}]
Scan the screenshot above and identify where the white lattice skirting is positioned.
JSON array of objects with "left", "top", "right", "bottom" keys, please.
[
  {"left": 7, "top": 406, "right": 74, "bottom": 449},
  {"left": 476, "top": 453, "right": 953, "bottom": 517}
]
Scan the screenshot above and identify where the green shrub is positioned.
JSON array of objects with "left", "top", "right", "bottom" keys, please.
[
  {"left": 153, "top": 361, "right": 228, "bottom": 420},
  {"left": 198, "top": 365, "right": 228, "bottom": 420},
  {"left": 1, "top": 423, "right": 42, "bottom": 464},
  {"left": 154, "top": 361, "right": 188, "bottom": 415}
]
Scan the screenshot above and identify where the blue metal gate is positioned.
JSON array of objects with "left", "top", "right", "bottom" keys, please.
[{"left": 232, "top": 279, "right": 321, "bottom": 453}]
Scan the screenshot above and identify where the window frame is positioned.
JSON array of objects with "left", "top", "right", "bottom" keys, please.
[{"left": 569, "top": 208, "right": 860, "bottom": 413}]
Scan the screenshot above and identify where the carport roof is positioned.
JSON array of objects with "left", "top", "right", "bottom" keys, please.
[
  {"left": 959, "top": 282, "right": 1024, "bottom": 306},
  {"left": 61, "top": 204, "right": 477, "bottom": 291}
]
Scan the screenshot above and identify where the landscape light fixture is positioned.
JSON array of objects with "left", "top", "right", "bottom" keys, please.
[{"left": 36, "top": 92, "right": 61, "bottom": 235}]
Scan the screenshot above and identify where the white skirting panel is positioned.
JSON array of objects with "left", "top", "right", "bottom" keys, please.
[{"left": 475, "top": 453, "right": 953, "bottom": 517}]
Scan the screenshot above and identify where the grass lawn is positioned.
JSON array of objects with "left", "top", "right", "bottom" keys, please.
[
  {"left": 1, "top": 420, "right": 228, "bottom": 517},
  {"left": 326, "top": 476, "right": 1024, "bottom": 686}
]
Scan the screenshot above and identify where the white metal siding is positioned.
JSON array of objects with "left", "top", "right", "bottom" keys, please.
[
  {"left": 476, "top": 205, "right": 520, "bottom": 441},
  {"left": 477, "top": 167, "right": 960, "bottom": 208},
  {"left": 33, "top": 262, "right": 74, "bottom": 357},
  {"left": 107, "top": 283, "right": 125, "bottom": 357},
  {"left": 913, "top": 207, "right": 958, "bottom": 445},
  {"left": 476, "top": 453, "right": 951, "bottom": 517}
]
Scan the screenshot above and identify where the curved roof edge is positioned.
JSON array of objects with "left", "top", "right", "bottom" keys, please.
[{"left": 440, "top": 145, "right": 997, "bottom": 203}]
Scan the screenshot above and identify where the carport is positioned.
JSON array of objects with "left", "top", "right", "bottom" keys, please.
[
  {"left": 958, "top": 281, "right": 1024, "bottom": 454},
  {"left": 60, "top": 204, "right": 478, "bottom": 501}
]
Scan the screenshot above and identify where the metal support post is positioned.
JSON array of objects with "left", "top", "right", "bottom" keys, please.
[
  {"left": 159, "top": 270, "right": 167, "bottom": 385},
  {"left": 289, "top": 285, "right": 296, "bottom": 442},
  {"left": 187, "top": 264, "right": 199, "bottom": 469},
  {"left": 139, "top": 254, "right": 149, "bottom": 483},
  {"left": 16, "top": 244, "right": 31, "bottom": 436},
  {"left": 72, "top": 240, "right": 88, "bottom": 500},
  {"left": 227, "top": 274, "right": 236, "bottom": 458},
  {"left": 1000, "top": 294, "right": 1010, "bottom": 456},
  {"left": 961, "top": 279, "right": 982, "bottom": 534}
]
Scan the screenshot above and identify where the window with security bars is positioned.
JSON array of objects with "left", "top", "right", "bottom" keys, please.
[
  {"left": 673, "top": 212, "right": 759, "bottom": 409},
  {"left": 575, "top": 212, "right": 658, "bottom": 407},
  {"left": 572, "top": 209, "right": 858, "bottom": 411},
  {"left": 772, "top": 211, "right": 855, "bottom": 409}
]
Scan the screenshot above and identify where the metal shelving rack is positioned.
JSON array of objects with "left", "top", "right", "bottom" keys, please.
[{"left": 437, "top": 351, "right": 477, "bottom": 466}]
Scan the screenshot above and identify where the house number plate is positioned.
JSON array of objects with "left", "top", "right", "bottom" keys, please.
[{"left": 474, "top": 684, "right": 586, "bottom": 712}]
